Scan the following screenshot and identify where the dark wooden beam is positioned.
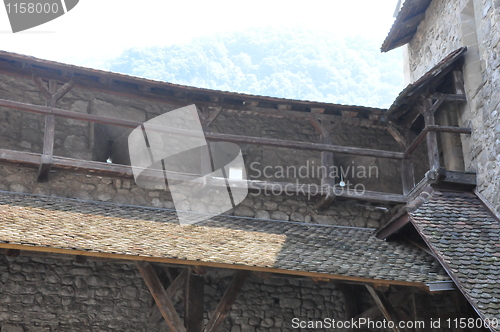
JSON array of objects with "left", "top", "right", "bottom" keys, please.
[
  {"left": 376, "top": 214, "right": 410, "bottom": 240},
  {"left": 432, "top": 93, "right": 467, "bottom": 103},
  {"left": 37, "top": 114, "right": 55, "bottom": 182},
  {"left": 401, "top": 159, "right": 415, "bottom": 195},
  {"left": 137, "top": 262, "right": 186, "bottom": 332},
  {"left": 185, "top": 270, "right": 205, "bottom": 332},
  {"left": 423, "top": 98, "right": 440, "bottom": 174},
  {"left": 0, "top": 98, "right": 404, "bottom": 159},
  {"left": 150, "top": 268, "right": 189, "bottom": 324},
  {"left": 0, "top": 148, "right": 407, "bottom": 204},
  {"left": 366, "top": 285, "right": 406, "bottom": 332},
  {"left": 203, "top": 271, "right": 249, "bottom": 332},
  {"left": 387, "top": 123, "right": 407, "bottom": 148}
]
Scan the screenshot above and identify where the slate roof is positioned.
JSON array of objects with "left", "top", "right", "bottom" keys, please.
[
  {"left": 409, "top": 191, "right": 500, "bottom": 327},
  {"left": 0, "top": 191, "right": 449, "bottom": 285}
]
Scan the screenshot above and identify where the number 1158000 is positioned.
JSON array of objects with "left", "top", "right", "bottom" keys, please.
[{"left": 6, "top": 2, "right": 59, "bottom": 14}]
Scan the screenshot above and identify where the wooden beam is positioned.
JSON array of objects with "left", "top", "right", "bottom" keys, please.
[
  {"left": 423, "top": 98, "right": 440, "bottom": 174},
  {"left": 137, "top": 262, "right": 186, "bottom": 332},
  {"left": 150, "top": 268, "right": 189, "bottom": 323},
  {"left": 387, "top": 123, "right": 407, "bottom": 148},
  {"left": 185, "top": 270, "right": 205, "bottom": 332},
  {"left": 37, "top": 114, "right": 55, "bottom": 182},
  {"left": 376, "top": 214, "right": 410, "bottom": 240},
  {"left": 401, "top": 158, "right": 415, "bottom": 195},
  {"left": 432, "top": 93, "right": 467, "bottom": 103},
  {"left": 0, "top": 98, "right": 403, "bottom": 159},
  {"left": 0, "top": 148, "right": 406, "bottom": 204},
  {"left": 203, "top": 271, "right": 249, "bottom": 332},
  {"left": 366, "top": 285, "right": 406, "bottom": 332},
  {"left": 0, "top": 242, "right": 429, "bottom": 289}
]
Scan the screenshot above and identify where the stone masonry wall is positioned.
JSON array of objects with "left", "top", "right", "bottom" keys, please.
[
  {"left": 0, "top": 164, "right": 388, "bottom": 229},
  {"left": 406, "top": 0, "right": 500, "bottom": 213},
  {"left": 0, "top": 254, "right": 347, "bottom": 332}
]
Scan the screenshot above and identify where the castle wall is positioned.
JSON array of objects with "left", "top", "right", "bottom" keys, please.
[
  {"left": 406, "top": 0, "right": 500, "bottom": 212},
  {"left": 0, "top": 254, "right": 346, "bottom": 332}
]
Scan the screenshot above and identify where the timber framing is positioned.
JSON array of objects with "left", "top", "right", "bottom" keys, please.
[{"left": 0, "top": 51, "right": 386, "bottom": 127}]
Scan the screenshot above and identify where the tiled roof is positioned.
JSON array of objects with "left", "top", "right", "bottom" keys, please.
[
  {"left": 410, "top": 191, "right": 500, "bottom": 327},
  {"left": 0, "top": 191, "right": 449, "bottom": 285}
]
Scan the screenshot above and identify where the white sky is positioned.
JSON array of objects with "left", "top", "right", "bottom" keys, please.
[{"left": 0, "top": 0, "right": 399, "bottom": 69}]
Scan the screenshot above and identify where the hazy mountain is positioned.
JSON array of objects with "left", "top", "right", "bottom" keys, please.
[{"left": 108, "top": 27, "right": 404, "bottom": 108}]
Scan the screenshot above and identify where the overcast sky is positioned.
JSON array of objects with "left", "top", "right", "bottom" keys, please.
[{"left": 1, "top": 0, "right": 399, "bottom": 69}]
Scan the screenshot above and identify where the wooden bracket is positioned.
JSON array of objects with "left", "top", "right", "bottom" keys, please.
[
  {"left": 366, "top": 285, "right": 408, "bottom": 332},
  {"left": 32, "top": 76, "right": 75, "bottom": 182},
  {"left": 203, "top": 271, "right": 249, "bottom": 332},
  {"left": 137, "top": 262, "right": 186, "bottom": 332},
  {"left": 150, "top": 268, "right": 188, "bottom": 324}
]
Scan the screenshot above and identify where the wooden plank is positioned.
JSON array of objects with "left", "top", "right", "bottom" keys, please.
[
  {"left": 432, "top": 93, "right": 467, "bottom": 103},
  {"left": 137, "top": 262, "right": 186, "bottom": 332},
  {"left": 150, "top": 268, "right": 189, "bottom": 323},
  {"left": 423, "top": 98, "right": 440, "bottom": 173},
  {"left": 366, "top": 285, "right": 405, "bottom": 332},
  {"left": 185, "top": 270, "right": 205, "bottom": 332},
  {"left": 37, "top": 114, "right": 55, "bottom": 182},
  {"left": 0, "top": 98, "right": 404, "bottom": 159},
  {"left": 204, "top": 271, "right": 248, "bottom": 332}
]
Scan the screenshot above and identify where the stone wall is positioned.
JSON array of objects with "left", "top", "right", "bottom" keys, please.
[
  {"left": 0, "top": 254, "right": 347, "bottom": 332},
  {"left": 0, "top": 164, "right": 388, "bottom": 229},
  {"left": 405, "top": 0, "right": 500, "bottom": 213}
]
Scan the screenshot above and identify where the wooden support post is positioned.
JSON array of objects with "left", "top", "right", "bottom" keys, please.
[
  {"left": 366, "top": 285, "right": 407, "bottom": 332},
  {"left": 37, "top": 114, "right": 55, "bottom": 182},
  {"left": 401, "top": 159, "right": 415, "bottom": 195},
  {"left": 310, "top": 118, "right": 337, "bottom": 210},
  {"left": 423, "top": 98, "right": 440, "bottom": 176},
  {"left": 137, "top": 262, "right": 186, "bottom": 332},
  {"left": 33, "top": 77, "right": 74, "bottom": 182},
  {"left": 204, "top": 271, "right": 249, "bottom": 332},
  {"left": 185, "top": 269, "right": 205, "bottom": 332}
]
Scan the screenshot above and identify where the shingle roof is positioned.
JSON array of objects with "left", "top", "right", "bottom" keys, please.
[
  {"left": 381, "top": 0, "right": 432, "bottom": 52},
  {"left": 0, "top": 191, "right": 449, "bottom": 285},
  {"left": 409, "top": 191, "right": 500, "bottom": 327}
]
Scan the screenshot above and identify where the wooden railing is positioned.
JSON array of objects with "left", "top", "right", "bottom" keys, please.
[{"left": 0, "top": 98, "right": 472, "bottom": 204}]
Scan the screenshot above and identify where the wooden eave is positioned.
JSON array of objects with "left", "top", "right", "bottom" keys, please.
[
  {"left": 381, "top": 0, "right": 432, "bottom": 52},
  {"left": 385, "top": 47, "right": 467, "bottom": 126},
  {"left": 0, "top": 50, "right": 386, "bottom": 125}
]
